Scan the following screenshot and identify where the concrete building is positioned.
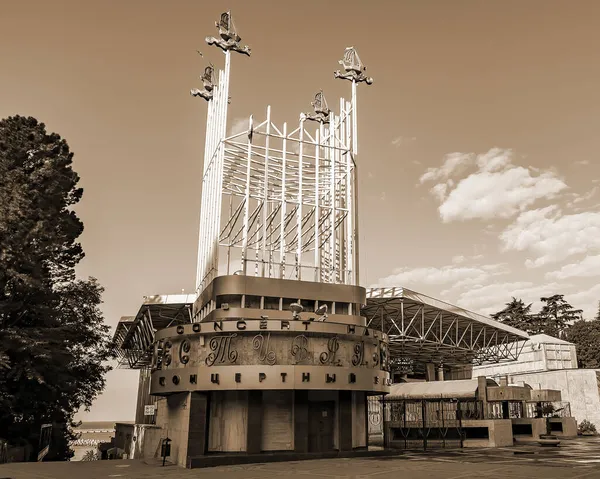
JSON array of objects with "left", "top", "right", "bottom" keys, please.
[
  {"left": 112, "top": 11, "right": 533, "bottom": 467},
  {"left": 473, "top": 334, "right": 600, "bottom": 429}
]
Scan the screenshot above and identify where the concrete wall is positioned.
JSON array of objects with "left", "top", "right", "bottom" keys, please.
[
  {"left": 351, "top": 391, "right": 367, "bottom": 448},
  {"left": 155, "top": 392, "right": 191, "bottom": 466},
  {"left": 462, "top": 419, "right": 513, "bottom": 448},
  {"left": 208, "top": 390, "right": 248, "bottom": 452},
  {"left": 507, "top": 369, "right": 600, "bottom": 429},
  {"left": 474, "top": 341, "right": 577, "bottom": 377}
]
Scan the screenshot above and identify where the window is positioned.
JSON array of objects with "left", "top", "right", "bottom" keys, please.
[
  {"left": 216, "top": 294, "right": 242, "bottom": 309},
  {"left": 335, "top": 302, "right": 349, "bottom": 315},
  {"left": 282, "top": 297, "right": 299, "bottom": 312},
  {"left": 299, "top": 299, "right": 315, "bottom": 312},
  {"left": 244, "top": 295, "right": 261, "bottom": 309},
  {"left": 263, "top": 296, "right": 280, "bottom": 310}
]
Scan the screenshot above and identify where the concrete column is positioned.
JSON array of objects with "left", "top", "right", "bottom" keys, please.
[
  {"left": 186, "top": 392, "right": 209, "bottom": 458},
  {"left": 425, "top": 363, "right": 436, "bottom": 381},
  {"left": 246, "top": 390, "right": 263, "bottom": 454},
  {"left": 294, "top": 390, "right": 309, "bottom": 453},
  {"left": 338, "top": 390, "right": 353, "bottom": 451},
  {"left": 437, "top": 366, "right": 445, "bottom": 381},
  {"left": 476, "top": 376, "right": 488, "bottom": 419}
]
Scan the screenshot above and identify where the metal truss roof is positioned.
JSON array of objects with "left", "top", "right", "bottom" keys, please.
[
  {"left": 113, "top": 287, "right": 530, "bottom": 370},
  {"left": 113, "top": 294, "right": 195, "bottom": 369},
  {"left": 363, "top": 287, "right": 529, "bottom": 366}
]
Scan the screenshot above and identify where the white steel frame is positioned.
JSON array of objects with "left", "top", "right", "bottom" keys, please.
[{"left": 193, "top": 18, "right": 366, "bottom": 293}]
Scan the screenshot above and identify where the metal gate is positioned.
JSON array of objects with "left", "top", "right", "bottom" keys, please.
[{"left": 381, "top": 398, "right": 481, "bottom": 450}]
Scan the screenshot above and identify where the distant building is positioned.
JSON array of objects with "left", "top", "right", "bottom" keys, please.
[{"left": 473, "top": 334, "right": 600, "bottom": 429}]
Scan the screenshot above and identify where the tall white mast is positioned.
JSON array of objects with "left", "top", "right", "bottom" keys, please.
[
  {"left": 191, "top": 11, "right": 251, "bottom": 295},
  {"left": 334, "top": 47, "right": 373, "bottom": 286}
]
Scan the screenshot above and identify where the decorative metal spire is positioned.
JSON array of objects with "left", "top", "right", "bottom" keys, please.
[
  {"left": 334, "top": 47, "right": 373, "bottom": 85},
  {"left": 190, "top": 64, "right": 216, "bottom": 101},
  {"left": 205, "top": 11, "right": 251, "bottom": 56},
  {"left": 304, "top": 90, "right": 331, "bottom": 124}
]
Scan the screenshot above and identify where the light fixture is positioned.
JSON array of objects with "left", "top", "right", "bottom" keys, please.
[
  {"left": 290, "top": 303, "right": 304, "bottom": 320},
  {"left": 315, "top": 304, "right": 328, "bottom": 322}
]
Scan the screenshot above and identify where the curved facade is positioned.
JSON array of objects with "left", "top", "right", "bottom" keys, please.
[{"left": 150, "top": 275, "right": 390, "bottom": 463}]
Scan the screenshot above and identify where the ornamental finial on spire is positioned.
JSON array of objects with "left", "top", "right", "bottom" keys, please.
[
  {"left": 304, "top": 90, "right": 331, "bottom": 124},
  {"left": 334, "top": 47, "right": 373, "bottom": 85},
  {"left": 190, "top": 55, "right": 216, "bottom": 101},
  {"left": 205, "top": 11, "right": 251, "bottom": 56}
]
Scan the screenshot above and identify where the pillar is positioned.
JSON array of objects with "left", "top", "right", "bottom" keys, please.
[
  {"left": 294, "top": 390, "right": 309, "bottom": 453},
  {"left": 186, "top": 392, "right": 209, "bottom": 458},
  {"left": 476, "top": 376, "right": 488, "bottom": 418},
  {"left": 246, "top": 390, "right": 262, "bottom": 454},
  {"left": 338, "top": 390, "right": 352, "bottom": 451},
  {"left": 425, "top": 363, "right": 436, "bottom": 381}
]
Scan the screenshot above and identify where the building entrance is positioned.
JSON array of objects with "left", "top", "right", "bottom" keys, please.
[{"left": 308, "top": 401, "right": 335, "bottom": 453}]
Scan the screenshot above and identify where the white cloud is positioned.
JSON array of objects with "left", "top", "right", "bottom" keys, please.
[
  {"left": 451, "top": 255, "right": 466, "bottom": 264},
  {"left": 567, "top": 284, "right": 600, "bottom": 319},
  {"left": 567, "top": 186, "right": 598, "bottom": 207},
  {"left": 546, "top": 254, "right": 600, "bottom": 280},
  {"left": 228, "top": 117, "right": 249, "bottom": 136},
  {"left": 374, "top": 264, "right": 507, "bottom": 292},
  {"left": 419, "top": 152, "right": 474, "bottom": 184},
  {"left": 500, "top": 206, "right": 600, "bottom": 267},
  {"left": 575, "top": 160, "right": 590, "bottom": 166},
  {"left": 391, "top": 136, "right": 416, "bottom": 147},
  {"left": 420, "top": 148, "right": 567, "bottom": 223},
  {"left": 453, "top": 281, "right": 569, "bottom": 316}
]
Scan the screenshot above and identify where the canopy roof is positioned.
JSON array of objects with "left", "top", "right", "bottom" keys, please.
[
  {"left": 387, "top": 378, "right": 499, "bottom": 400},
  {"left": 113, "top": 294, "right": 195, "bottom": 369},
  {"left": 364, "top": 287, "right": 529, "bottom": 366},
  {"left": 113, "top": 286, "right": 530, "bottom": 370}
]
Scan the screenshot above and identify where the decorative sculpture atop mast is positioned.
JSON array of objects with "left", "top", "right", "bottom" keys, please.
[
  {"left": 190, "top": 64, "right": 215, "bottom": 101},
  {"left": 206, "top": 11, "right": 251, "bottom": 56},
  {"left": 304, "top": 90, "right": 331, "bottom": 124},
  {"left": 334, "top": 47, "right": 373, "bottom": 85}
]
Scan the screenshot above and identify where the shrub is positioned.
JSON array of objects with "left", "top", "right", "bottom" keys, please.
[{"left": 578, "top": 419, "right": 597, "bottom": 435}]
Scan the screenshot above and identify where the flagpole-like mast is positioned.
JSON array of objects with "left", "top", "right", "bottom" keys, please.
[
  {"left": 334, "top": 47, "right": 373, "bottom": 286},
  {"left": 191, "top": 11, "right": 251, "bottom": 294}
]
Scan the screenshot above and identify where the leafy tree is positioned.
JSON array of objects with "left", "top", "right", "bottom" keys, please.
[
  {"left": 0, "top": 116, "right": 114, "bottom": 460},
  {"left": 491, "top": 297, "right": 535, "bottom": 333},
  {"left": 565, "top": 318, "right": 600, "bottom": 368},
  {"left": 538, "top": 294, "right": 583, "bottom": 338}
]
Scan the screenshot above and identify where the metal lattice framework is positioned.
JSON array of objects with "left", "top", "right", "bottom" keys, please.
[
  {"left": 192, "top": 13, "right": 371, "bottom": 293},
  {"left": 363, "top": 288, "right": 529, "bottom": 367},
  {"left": 113, "top": 294, "right": 195, "bottom": 369}
]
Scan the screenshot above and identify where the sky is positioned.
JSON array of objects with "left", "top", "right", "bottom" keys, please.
[{"left": 1, "top": 0, "right": 599, "bottom": 421}]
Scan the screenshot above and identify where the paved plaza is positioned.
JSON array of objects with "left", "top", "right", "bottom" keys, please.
[{"left": 2, "top": 438, "right": 600, "bottom": 479}]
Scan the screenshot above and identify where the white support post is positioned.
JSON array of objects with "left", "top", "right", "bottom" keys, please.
[
  {"left": 280, "top": 122, "right": 287, "bottom": 279},
  {"left": 261, "top": 106, "right": 271, "bottom": 277},
  {"left": 296, "top": 118, "right": 304, "bottom": 280},
  {"left": 314, "top": 127, "right": 320, "bottom": 281}
]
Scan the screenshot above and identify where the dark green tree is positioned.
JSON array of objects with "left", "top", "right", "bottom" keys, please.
[
  {"left": 537, "top": 294, "right": 583, "bottom": 338},
  {"left": 0, "top": 115, "right": 114, "bottom": 460},
  {"left": 491, "top": 297, "right": 535, "bottom": 333},
  {"left": 565, "top": 318, "right": 600, "bottom": 369}
]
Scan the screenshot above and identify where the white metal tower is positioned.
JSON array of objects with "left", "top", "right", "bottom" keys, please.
[{"left": 192, "top": 12, "right": 373, "bottom": 295}]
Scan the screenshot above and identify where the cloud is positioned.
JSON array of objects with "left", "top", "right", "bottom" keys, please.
[
  {"left": 374, "top": 264, "right": 507, "bottom": 293},
  {"left": 500, "top": 206, "right": 600, "bottom": 267},
  {"left": 420, "top": 148, "right": 568, "bottom": 223},
  {"left": 566, "top": 186, "right": 598, "bottom": 208},
  {"left": 391, "top": 136, "right": 416, "bottom": 147},
  {"left": 228, "top": 117, "right": 249, "bottom": 136},
  {"left": 574, "top": 160, "right": 590, "bottom": 166},
  {"left": 419, "top": 152, "right": 474, "bottom": 184},
  {"left": 567, "top": 284, "right": 600, "bottom": 319},
  {"left": 546, "top": 254, "right": 600, "bottom": 280},
  {"left": 453, "top": 281, "right": 569, "bottom": 316}
]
